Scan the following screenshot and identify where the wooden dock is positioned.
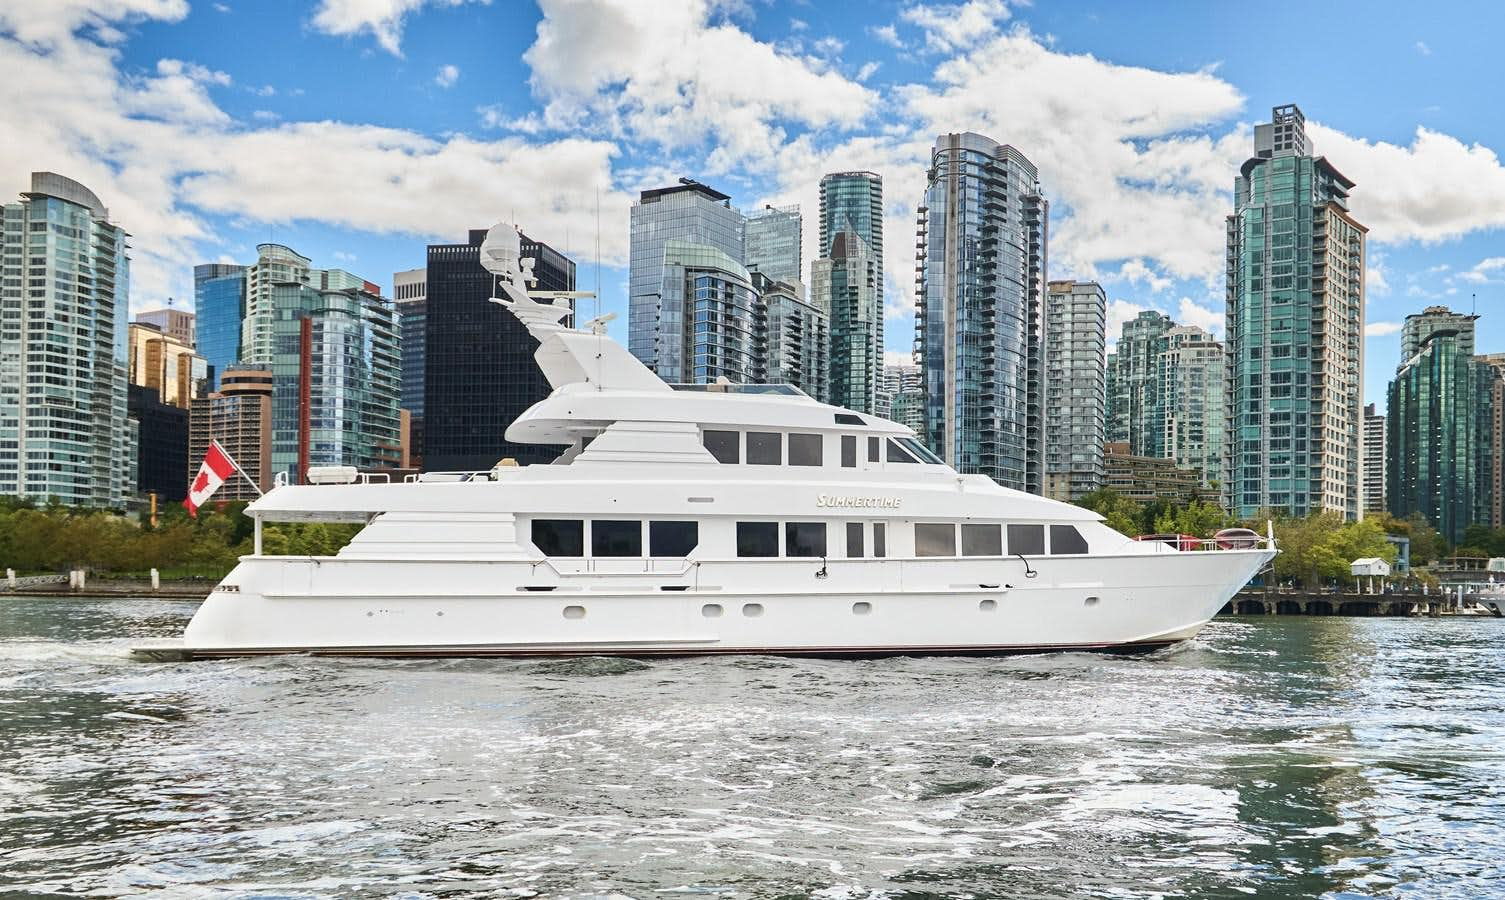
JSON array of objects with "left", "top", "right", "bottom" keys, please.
[{"left": 1219, "top": 590, "right": 1474, "bottom": 617}]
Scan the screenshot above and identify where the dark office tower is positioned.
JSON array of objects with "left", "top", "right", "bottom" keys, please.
[
  {"left": 393, "top": 267, "right": 426, "bottom": 463},
  {"left": 423, "top": 229, "right": 575, "bottom": 471},
  {"left": 915, "top": 133, "right": 1048, "bottom": 493},
  {"left": 193, "top": 263, "right": 246, "bottom": 391},
  {"left": 128, "top": 384, "right": 189, "bottom": 501}
]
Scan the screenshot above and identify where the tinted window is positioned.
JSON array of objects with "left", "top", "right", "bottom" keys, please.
[
  {"left": 592, "top": 520, "right": 642, "bottom": 557},
  {"left": 1008, "top": 524, "right": 1045, "bottom": 556},
  {"left": 868, "top": 436, "right": 880, "bottom": 462},
  {"left": 873, "top": 522, "right": 886, "bottom": 558},
  {"left": 1050, "top": 524, "right": 1089, "bottom": 555},
  {"left": 737, "top": 522, "right": 779, "bottom": 557},
  {"left": 532, "top": 519, "right": 583, "bottom": 557},
  {"left": 915, "top": 523, "right": 956, "bottom": 557},
  {"left": 841, "top": 435, "right": 857, "bottom": 468},
  {"left": 900, "top": 437, "right": 945, "bottom": 465},
  {"left": 846, "top": 521, "right": 864, "bottom": 558},
  {"left": 747, "top": 432, "right": 781, "bottom": 465},
  {"left": 703, "top": 430, "right": 739, "bottom": 463},
  {"left": 961, "top": 524, "right": 1003, "bottom": 556},
  {"left": 788, "top": 433, "right": 822, "bottom": 466},
  {"left": 834, "top": 412, "right": 864, "bottom": 425},
  {"left": 785, "top": 522, "right": 827, "bottom": 557},
  {"left": 650, "top": 520, "right": 699, "bottom": 556},
  {"left": 887, "top": 439, "right": 918, "bottom": 463}
]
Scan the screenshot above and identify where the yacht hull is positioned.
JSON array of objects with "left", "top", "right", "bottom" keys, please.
[{"left": 147, "top": 549, "right": 1273, "bottom": 660}]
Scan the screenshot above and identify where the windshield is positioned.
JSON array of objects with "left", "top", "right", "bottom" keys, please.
[{"left": 899, "top": 437, "right": 945, "bottom": 465}]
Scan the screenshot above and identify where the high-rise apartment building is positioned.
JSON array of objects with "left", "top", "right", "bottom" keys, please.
[
  {"left": 128, "top": 322, "right": 206, "bottom": 409},
  {"left": 188, "top": 366, "right": 273, "bottom": 501},
  {"left": 756, "top": 273, "right": 828, "bottom": 402},
  {"left": 1387, "top": 318, "right": 1491, "bottom": 543},
  {"left": 0, "top": 173, "right": 134, "bottom": 508},
  {"left": 393, "top": 267, "right": 426, "bottom": 463},
  {"left": 1480, "top": 355, "right": 1505, "bottom": 528},
  {"left": 745, "top": 205, "right": 802, "bottom": 286},
  {"left": 238, "top": 245, "right": 401, "bottom": 480},
  {"left": 1225, "top": 104, "right": 1366, "bottom": 519},
  {"left": 818, "top": 171, "right": 882, "bottom": 293},
  {"left": 628, "top": 180, "right": 745, "bottom": 381},
  {"left": 1043, "top": 280, "right": 1106, "bottom": 500},
  {"left": 1105, "top": 310, "right": 1172, "bottom": 457},
  {"left": 1402, "top": 305, "right": 1476, "bottom": 362},
  {"left": 812, "top": 229, "right": 880, "bottom": 414},
  {"left": 1160, "top": 325, "right": 1226, "bottom": 491},
  {"left": 424, "top": 230, "right": 575, "bottom": 471},
  {"left": 876, "top": 363, "right": 925, "bottom": 433},
  {"left": 1362, "top": 402, "right": 1386, "bottom": 514},
  {"left": 194, "top": 262, "right": 246, "bottom": 391},
  {"left": 915, "top": 133, "right": 1048, "bottom": 492},
  {"left": 136, "top": 307, "right": 195, "bottom": 347}
]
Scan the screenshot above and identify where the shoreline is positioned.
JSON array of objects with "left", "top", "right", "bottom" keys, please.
[{"left": 3, "top": 580, "right": 210, "bottom": 599}]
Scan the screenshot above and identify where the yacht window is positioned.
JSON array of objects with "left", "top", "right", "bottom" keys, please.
[
  {"left": 737, "top": 522, "right": 779, "bottom": 557},
  {"left": 1008, "top": 524, "right": 1045, "bottom": 556},
  {"left": 915, "top": 523, "right": 956, "bottom": 557},
  {"left": 703, "top": 429, "right": 739, "bottom": 464},
  {"left": 785, "top": 522, "right": 827, "bottom": 558},
  {"left": 886, "top": 439, "right": 920, "bottom": 463},
  {"left": 1050, "top": 524, "right": 1089, "bottom": 555},
  {"left": 788, "top": 433, "right": 823, "bottom": 467},
  {"left": 873, "top": 523, "right": 887, "bottom": 558},
  {"left": 841, "top": 435, "right": 857, "bottom": 468},
  {"left": 846, "top": 521, "right": 864, "bottom": 558},
  {"left": 834, "top": 412, "right": 865, "bottom": 426},
  {"left": 747, "top": 432, "right": 782, "bottom": 465},
  {"left": 650, "top": 521, "right": 699, "bottom": 557},
  {"left": 961, "top": 524, "right": 1003, "bottom": 556},
  {"left": 868, "top": 436, "right": 880, "bottom": 462},
  {"left": 900, "top": 438, "right": 945, "bottom": 465},
  {"left": 532, "top": 519, "right": 583, "bottom": 557},
  {"left": 591, "top": 520, "right": 642, "bottom": 557}
]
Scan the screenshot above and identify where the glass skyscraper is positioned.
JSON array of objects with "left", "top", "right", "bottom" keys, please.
[
  {"left": 812, "top": 229, "right": 879, "bottom": 413},
  {"left": 744, "top": 205, "right": 802, "bottom": 287},
  {"left": 1225, "top": 104, "right": 1366, "bottom": 519},
  {"left": 1105, "top": 310, "right": 1173, "bottom": 457},
  {"left": 1043, "top": 280, "right": 1105, "bottom": 500},
  {"left": 0, "top": 172, "right": 134, "bottom": 508},
  {"left": 1160, "top": 325, "right": 1226, "bottom": 491},
  {"left": 194, "top": 263, "right": 246, "bottom": 391},
  {"left": 423, "top": 230, "right": 575, "bottom": 471},
  {"left": 1387, "top": 318, "right": 1491, "bottom": 543},
  {"left": 915, "top": 134, "right": 1048, "bottom": 493},
  {"left": 876, "top": 363, "right": 924, "bottom": 433},
  {"left": 628, "top": 180, "right": 745, "bottom": 382}
]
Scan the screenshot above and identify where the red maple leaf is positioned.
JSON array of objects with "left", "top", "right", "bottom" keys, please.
[{"left": 191, "top": 470, "right": 210, "bottom": 495}]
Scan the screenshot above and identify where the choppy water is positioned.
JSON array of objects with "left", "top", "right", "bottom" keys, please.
[{"left": 2, "top": 598, "right": 1504, "bottom": 898}]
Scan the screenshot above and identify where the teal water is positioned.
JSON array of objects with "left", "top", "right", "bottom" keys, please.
[{"left": 1, "top": 596, "right": 1502, "bottom": 898}]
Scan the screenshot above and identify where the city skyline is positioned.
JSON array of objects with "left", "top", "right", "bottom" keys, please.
[{"left": 2, "top": 2, "right": 1503, "bottom": 413}]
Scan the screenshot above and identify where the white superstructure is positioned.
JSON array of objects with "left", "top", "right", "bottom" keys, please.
[{"left": 144, "top": 226, "right": 1275, "bottom": 660}]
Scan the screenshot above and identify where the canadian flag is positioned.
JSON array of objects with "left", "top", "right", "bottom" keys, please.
[{"left": 184, "top": 440, "right": 238, "bottom": 517}]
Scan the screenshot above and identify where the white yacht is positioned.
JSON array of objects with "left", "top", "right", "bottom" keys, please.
[{"left": 140, "top": 226, "right": 1275, "bottom": 660}]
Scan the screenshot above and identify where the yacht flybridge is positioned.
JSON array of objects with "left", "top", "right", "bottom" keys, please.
[{"left": 139, "top": 225, "right": 1275, "bottom": 660}]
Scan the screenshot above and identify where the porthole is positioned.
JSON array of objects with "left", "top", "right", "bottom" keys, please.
[
  {"left": 702, "top": 603, "right": 723, "bottom": 618},
  {"left": 1084, "top": 596, "right": 1100, "bottom": 607},
  {"left": 979, "top": 599, "right": 997, "bottom": 612},
  {"left": 742, "top": 603, "right": 764, "bottom": 618},
  {"left": 562, "top": 605, "right": 586, "bottom": 619},
  {"left": 852, "top": 601, "right": 872, "bottom": 615}
]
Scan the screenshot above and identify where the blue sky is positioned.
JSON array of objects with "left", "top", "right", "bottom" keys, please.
[{"left": 3, "top": 0, "right": 1504, "bottom": 409}]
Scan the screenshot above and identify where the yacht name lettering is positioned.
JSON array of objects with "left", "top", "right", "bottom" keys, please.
[{"left": 816, "top": 495, "right": 902, "bottom": 509}]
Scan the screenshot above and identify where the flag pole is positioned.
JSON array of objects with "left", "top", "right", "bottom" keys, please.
[{"left": 211, "top": 439, "right": 264, "bottom": 498}]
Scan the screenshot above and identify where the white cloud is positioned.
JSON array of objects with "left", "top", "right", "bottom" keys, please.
[
  {"left": 1458, "top": 257, "right": 1505, "bottom": 284},
  {"left": 1176, "top": 297, "right": 1223, "bottom": 338},
  {"left": 1415, "top": 40, "right": 1431, "bottom": 56},
  {"left": 0, "top": 0, "right": 188, "bottom": 47},
  {"left": 1366, "top": 253, "right": 1390, "bottom": 296},
  {"left": 0, "top": 2, "right": 629, "bottom": 311},
  {"left": 1308, "top": 123, "right": 1505, "bottom": 246},
  {"left": 1113, "top": 257, "right": 1172, "bottom": 293},
  {"left": 309, "top": 0, "right": 489, "bottom": 56},
  {"left": 520, "top": 0, "right": 876, "bottom": 175},
  {"left": 900, "top": 0, "right": 1010, "bottom": 53},
  {"left": 1105, "top": 299, "right": 1149, "bottom": 347},
  {"left": 789, "top": 18, "right": 808, "bottom": 32},
  {"left": 883, "top": 350, "right": 915, "bottom": 368},
  {"left": 213, "top": 2, "right": 230, "bottom": 11},
  {"left": 250, "top": 83, "right": 276, "bottom": 97},
  {"left": 856, "top": 61, "right": 881, "bottom": 81},
  {"left": 434, "top": 63, "right": 459, "bottom": 87},
  {"left": 1366, "top": 321, "right": 1402, "bottom": 338},
  {"left": 869, "top": 23, "right": 903, "bottom": 48}
]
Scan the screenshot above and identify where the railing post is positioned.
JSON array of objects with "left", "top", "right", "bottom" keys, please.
[
  {"left": 5, "top": 568, "right": 13, "bottom": 589},
  {"left": 151, "top": 568, "right": 160, "bottom": 592}
]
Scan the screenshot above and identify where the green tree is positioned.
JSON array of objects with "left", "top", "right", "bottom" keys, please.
[{"left": 1073, "top": 489, "right": 1144, "bottom": 536}]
